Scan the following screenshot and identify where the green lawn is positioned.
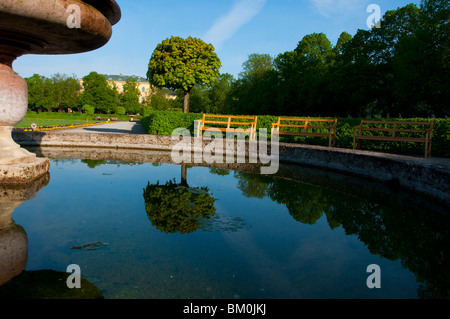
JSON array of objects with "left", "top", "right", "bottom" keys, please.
[
  {"left": 15, "top": 111, "right": 132, "bottom": 129},
  {"left": 15, "top": 118, "right": 92, "bottom": 129}
]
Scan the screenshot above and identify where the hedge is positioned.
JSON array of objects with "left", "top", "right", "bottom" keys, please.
[{"left": 141, "top": 111, "right": 450, "bottom": 158}]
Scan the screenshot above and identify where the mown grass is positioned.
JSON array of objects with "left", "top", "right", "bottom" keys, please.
[
  {"left": 15, "top": 118, "right": 91, "bottom": 129},
  {"left": 15, "top": 111, "right": 134, "bottom": 129}
]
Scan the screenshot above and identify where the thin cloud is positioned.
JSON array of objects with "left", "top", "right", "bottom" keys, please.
[
  {"left": 203, "top": 0, "right": 267, "bottom": 50},
  {"left": 310, "top": 0, "right": 362, "bottom": 17}
]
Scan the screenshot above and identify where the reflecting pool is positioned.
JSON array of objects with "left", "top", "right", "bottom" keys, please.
[{"left": 0, "top": 151, "right": 449, "bottom": 299}]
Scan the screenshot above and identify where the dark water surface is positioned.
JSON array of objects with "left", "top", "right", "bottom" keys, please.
[{"left": 1, "top": 156, "right": 449, "bottom": 299}]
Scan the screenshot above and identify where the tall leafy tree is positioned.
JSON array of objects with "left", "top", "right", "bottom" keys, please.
[
  {"left": 147, "top": 36, "right": 221, "bottom": 113},
  {"left": 226, "top": 54, "right": 278, "bottom": 115},
  {"left": 294, "top": 33, "right": 335, "bottom": 116},
  {"left": 334, "top": 31, "right": 353, "bottom": 55},
  {"left": 51, "top": 73, "right": 80, "bottom": 112},
  {"left": 391, "top": 0, "right": 450, "bottom": 116},
  {"left": 219, "top": 1, "right": 449, "bottom": 118},
  {"left": 338, "top": 29, "right": 383, "bottom": 117},
  {"left": 327, "top": 32, "right": 356, "bottom": 117},
  {"left": 295, "top": 32, "right": 333, "bottom": 67},
  {"left": 239, "top": 53, "right": 274, "bottom": 80},
  {"left": 339, "top": 1, "right": 449, "bottom": 117},
  {"left": 207, "top": 73, "right": 234, "bottom": 114},
  {"left": 26, "top": 74, "right": 53, "bottom": 112},
  {"left": 273, "top": 50, "right": 303, "bottom": 115},
  {"left": 79, "top": 72, "right": 118, "bottom": 113},
  {"left": 119, "top": 77, "right": 141, "bottom": 114},
  {"left": 26, "top": 73, "right": 80, "bottom": 112},
  {"left": 147, "top": 87, "right": 180, "bottom": 111},
  {"left": 189, "top": 73, "right": 235, "bottom": 114}
]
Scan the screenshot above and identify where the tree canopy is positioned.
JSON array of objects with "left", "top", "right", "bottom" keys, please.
[
  {"left": 147, "top": 36, "right": 221, "bottom": 113},
  {"left": 186, "top": 1, "right": 448, "bottom": 118},
  {"left": 25, "top": 73, "right": 80, "bottom": 112},
  {"left": 79, "top": 72, "right": 119, "bottom": 114},
  {"left": 119, "top": 76, "right": 141, "bottom": 114}
]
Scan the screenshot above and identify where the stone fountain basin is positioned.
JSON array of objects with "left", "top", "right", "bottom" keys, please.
[{"left": 0, "top": 0, "right": 121, "bottom": 57}]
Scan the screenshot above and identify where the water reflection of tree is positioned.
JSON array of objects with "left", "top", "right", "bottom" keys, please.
[
  {"left": 143, "top": 178, "right": 216, "bottom": 234},
  {"left": 81, "top": 159, "right": 143, "bottom": 169},
  {"left": 144, "top": 165, "right": 250, "bottom": 234},
  {"left": 234, "top": 171, "right": 450, "bottom": 298},
  {"left": 332, "top": 199, "right": 450, "bottom": 299},
  {"left": 236, "top": 172, "right": 332, "bottom": 226}
]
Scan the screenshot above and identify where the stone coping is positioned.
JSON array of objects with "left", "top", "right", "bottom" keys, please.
[{"left": 12, "top": 131, "right": 450, "bottom": 208}]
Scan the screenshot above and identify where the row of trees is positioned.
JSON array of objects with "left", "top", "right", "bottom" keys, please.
[
  {"left": 25, "top": 72, "right": 145, "bottom": 115},
  {"left": 149, "top": 0, "right": 448, "bottom": 118}
]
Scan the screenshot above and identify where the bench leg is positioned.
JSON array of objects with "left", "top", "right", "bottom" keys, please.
[
  {"left": 195, "top": 120, "right": 203, "bottom": 138},
  {"left": 425, "top": 136, "right": 432, "bottom": 158}
]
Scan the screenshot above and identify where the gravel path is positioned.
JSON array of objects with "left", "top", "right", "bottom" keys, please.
[{"left": 54, "top": 121, "right": 148, "bottom": 135}]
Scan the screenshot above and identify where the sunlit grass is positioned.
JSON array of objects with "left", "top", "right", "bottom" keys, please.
[{"left": 15, "top": 118, "right": 91, "bottom": 129}]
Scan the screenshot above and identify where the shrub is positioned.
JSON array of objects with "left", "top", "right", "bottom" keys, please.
[
  {"left": 115, "top": 106, "right": 126, "bottom": 116},
  {"left": 141, "top": 111, "right": 202, "bottom": 136},
  {"left": 82, "top": 105, "right": 95, "bottom": 116}
]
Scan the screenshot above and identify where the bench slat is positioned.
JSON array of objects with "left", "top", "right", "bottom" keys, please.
[
  {"left": 278, "top": 124, "right": 334, "bottom": 129},
  {"left": 360, "top": 120, "right": 432, "bottom": 126},
  {"left": 204, "top": 120, "right": 230, "bottom": 125},
  {"left": 272, "top": 118, "right": 337, "bottom": 147},
  {"left": 204, "top": 121, "right": 255, "bottom": 125},
  {"left": 277, "top": 131, "right": 331, "bottom": 137},
  {"left": 356, "top": 136, "right": 427, "bottom": 143},
  {"left": 204, "top": 115, "right": 256, "bottom": 120},
  {"left": 278, "top": 124, "right": 307, "bottom": 128},
  {"left": 353, "top": 120, "right": 433, "bottom": 157},
  {"left": 198, "top": 114, "right": 258, "bottom": 141},
  {"left": 277, "top": 118, "right": 335, "bottom": 123},
  {"left": 202, "top": 127, "right": 253, "bottom": 132},
  {"left": 356, "top": 127, "right": 429, "bottom": 134}
]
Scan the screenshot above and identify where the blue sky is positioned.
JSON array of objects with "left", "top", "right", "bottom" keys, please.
[{"left": 14, "top": 0, "right": 421, "bottom": 80}]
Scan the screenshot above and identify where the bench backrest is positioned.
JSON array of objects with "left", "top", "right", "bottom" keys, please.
[
  {"left": 202, "top": 114, "right": 258, "bottom": 129},
  {"left": 355, "top": 120, "right": 433, "bottom": 137},
  {"left": 272, "top": 118, "right": 337, "bottom": 131}
]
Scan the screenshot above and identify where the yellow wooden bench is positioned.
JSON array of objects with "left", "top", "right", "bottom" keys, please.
[
  {"left": 196, "top": 114, "right": 258, "bottom": 141},
  {"left": 271, "top": 118, "right": 338, "bottom": 147},
  {"left": 353, "top": 120, "right": 434, "bottom": 157}
]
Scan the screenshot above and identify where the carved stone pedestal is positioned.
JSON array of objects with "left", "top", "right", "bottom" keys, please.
[{"left": 0, "top": 64, "right": 50, "bottom": 183}]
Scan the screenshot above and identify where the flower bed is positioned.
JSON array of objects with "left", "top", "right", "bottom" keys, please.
[{"left": 13, "top": 121, "right": 118, "bottom": 132}]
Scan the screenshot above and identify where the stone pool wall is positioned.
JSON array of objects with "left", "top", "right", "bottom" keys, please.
[{"left": 13, "top": 131, "right": 450, "bottom": 207}]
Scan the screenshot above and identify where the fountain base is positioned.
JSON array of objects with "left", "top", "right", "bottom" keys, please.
[
  {"left": 0, "top": 62, "right": 50, "bottom": 184},
  {"left": 0, "top": 156, "right": 50, "bottom": 184}
]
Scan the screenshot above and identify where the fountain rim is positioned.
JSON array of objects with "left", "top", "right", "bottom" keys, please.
[
  {"left": 0, "top": 0, "right": 121, "bottom": 58},
  {"left": 83, "top": 0, "right": 122, "bottom": 26}
]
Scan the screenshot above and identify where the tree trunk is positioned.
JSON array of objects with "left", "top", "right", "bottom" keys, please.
[{"left": 183, "top": 90, "right": 190, "bottom": 114}]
